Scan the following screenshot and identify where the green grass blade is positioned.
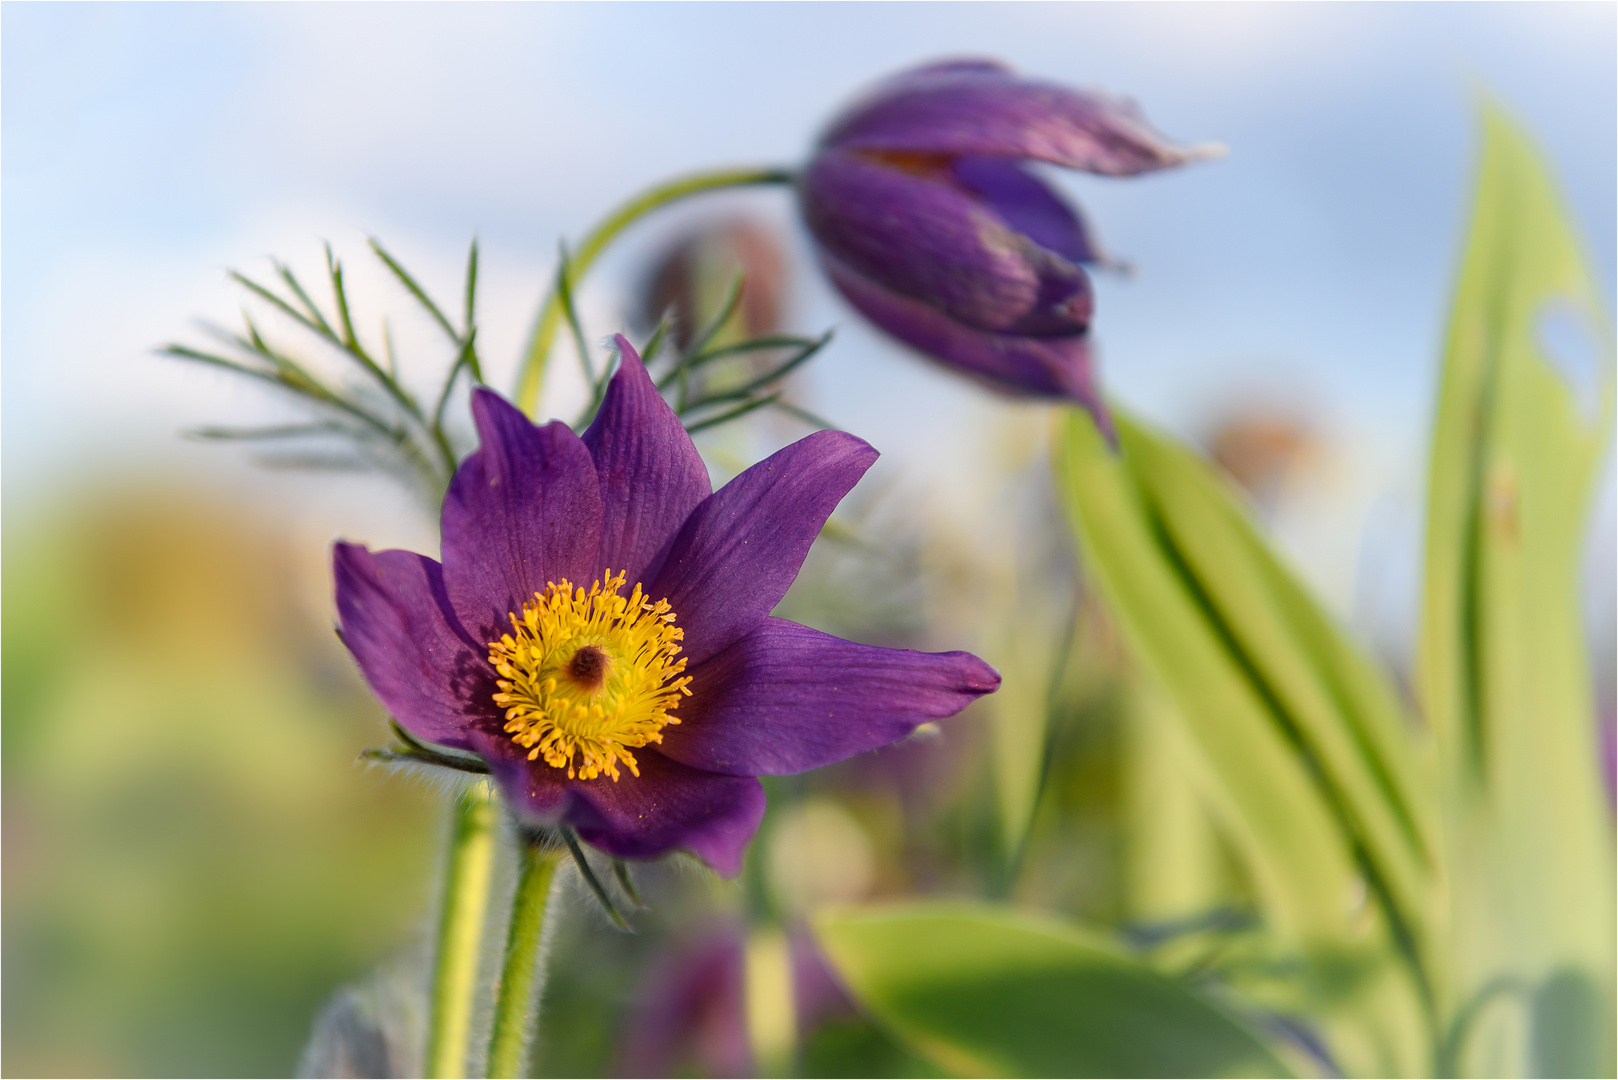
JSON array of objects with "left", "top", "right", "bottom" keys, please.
[
  {"left": 369, "top": 238, "right": 460, "bottom": 345},
  {"left": 461, "top": 238, "right": 478, "bottom": 338},
  {"left": 275, "top": 260, "right": 337, "bottom": 338},
  {"left": 769, "top": 399, "right": 836, "bottom": 431},
  {"left": 677, "top": 333, "right": 833, "bottom": 414},
  {"left": 325, "top": 245, "right": 362, "bottom": 350},
  {"left": 554, "top": 242, "right": 595, "bottom": 389},
  {"left": 681, "top": 392, "right": 781, "bottom": 434},
  {"left": 638, "top": 314, "right": 673, "bottom": 368},
  {"left": 680, "top": 271, "right": 745, "bottom": 359}
]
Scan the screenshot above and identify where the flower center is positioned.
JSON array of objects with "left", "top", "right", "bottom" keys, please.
[{"left": 487, "top": 570, "right": 691, "bottom": 782}]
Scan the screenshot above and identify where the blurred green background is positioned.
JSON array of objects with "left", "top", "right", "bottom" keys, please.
[
  {"left": 3, "top": 486, "right": 437, "bottom": 1075},
  {"left": 3, "top": 4, "right": 1612, "bottom": 1077}
]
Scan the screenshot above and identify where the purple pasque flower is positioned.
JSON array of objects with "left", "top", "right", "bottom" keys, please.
[
  {"left": 800, "top": 59, "right": 1219, "bottom": 438},
  {"left": 333, "top": 335, "right": 999, "bottom": 875}
]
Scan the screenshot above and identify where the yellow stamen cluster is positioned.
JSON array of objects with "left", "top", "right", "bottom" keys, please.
[{"left": 488, "top": 570, "right": 691, "bottom": 782}]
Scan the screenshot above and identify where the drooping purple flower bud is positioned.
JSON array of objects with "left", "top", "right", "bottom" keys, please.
[{"left": 800, "top": 59, "right": 1220, "bottom": 436}]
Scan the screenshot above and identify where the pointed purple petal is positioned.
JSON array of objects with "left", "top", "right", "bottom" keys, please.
[
  {"left": 660, "top": 617, "right": 999, "bottom": 776},
  {"left": 565, "top": 752, "right": 766, "bottom": 876},
  {"left": 649, "top": 431, "right": 878, "bottom": 668},
  {"left": 333, "top": 543, "right": 497, "bottom": 751},
  {"left": 821, "top": 250, "right": 1115, "bottom": 441},
  {"left": 950, "top": 156, "right": 1102, "bottom": 266},
  {"left": 801, "top": 150, "right": 1091, "bottom": 338},
  {"left": 440, "top": 388, "right": 604, "bottom": 643},
  {"left": 821, "top": 61, "right": 1220, "bottom": 176},
  {"left": 583, "top": 335, "right": 712, "bottom": 588}
]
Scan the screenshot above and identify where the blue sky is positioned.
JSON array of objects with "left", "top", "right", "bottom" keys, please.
[{"left": 3, "top": 2, "right": 1613, "bottom": 634}]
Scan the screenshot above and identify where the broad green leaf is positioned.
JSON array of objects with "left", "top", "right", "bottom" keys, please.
[
  {"left": 814, "top": 903, "right": 1290, "bottom": 1078},
  {"left": 1419, "top": 106, "right": 1615, "bottom": 1073},
  {"left": 1056, "top": 411, "right": 1429, "bottom": 1075},
  {"left": 800, "top": 1015, "right": 948, "bottom": 1078}
]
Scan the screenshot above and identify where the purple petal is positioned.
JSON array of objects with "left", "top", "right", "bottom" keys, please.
[
  {"left": 821, "top": 61, "right": 1220, "bottom": 176},
  {"left": 466, "top": 728, "right": 571, "bottom": 820},
  {"left": 583, "top": 335, "right": 712, "bottom": 588},
  {"left": 660, "top": 617, "right": 1000, "bottom": 776},
  {"left": 950, "top": 156, "right": 1103, "bottom": 265},
  {"left": 439, "top": 388, "right": 604, "bottom": 643},
  {"left": 332, "top": 543, "right": 496, "bottom": 751},
  {"left": 801, "top": 149, "right": 1092, "bottom": 338},
  {"left": 649, "top": 431, "right": 878, "bottom": 668},
  {"left": 565, "top": 752, "right": 766, "bottom": 876},
  {"left": 821, "top": 250, "right": 1115, "bottom": 442}
]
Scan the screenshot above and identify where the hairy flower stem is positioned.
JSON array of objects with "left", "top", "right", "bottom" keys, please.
[
  {"left": 425, "top": 785, "right": 497, "bottom": 1079},
  {"left": 513, "top": 166, "right": 797, "bottom": 415},
  {"left": 485, "top": 841, "right": 562, "bottom": 1079}
]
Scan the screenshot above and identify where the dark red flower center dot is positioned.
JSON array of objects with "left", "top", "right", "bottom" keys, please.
[{"left": 567, "top": 644, "right": 611, "bottom": 690}]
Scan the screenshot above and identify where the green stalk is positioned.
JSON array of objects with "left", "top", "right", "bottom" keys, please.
[
  {"left": 512, "top": 166, "right": 797, "bottom": 415},
  {"left": 485, "top": 841, "right": 562, "bottom": 1079},
  {"left": 425, "top": 784, "right": 498, "bottom": 1079}
]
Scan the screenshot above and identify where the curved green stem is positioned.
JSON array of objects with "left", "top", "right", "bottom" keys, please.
[
  {"left": 485, "top": 841, "right": 562, "bottom": 1078},
  {"left": 512, "top": 166, "right": 797, "bottom": 415},
  {"left": 425, "top": 784, "right": 497, "bottom": 1079}
]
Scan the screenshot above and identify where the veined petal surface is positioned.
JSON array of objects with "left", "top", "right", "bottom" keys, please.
[
  {"left": 584, "top": 335, "right": 713, "bottom": 588},
  {"left": 821, "top": 61, "right": 1218, "bottom": 176},
  {"left": 650, "top": 430, "right": 878, "bottom": 667},
  {"left": 801, "top": 150, "right": 1092, "bottom": 338},
  {"left": 440, "top": 388, "right": 604, "bottom": 641},
  {"left": 566, "top": 752, "right": 767, "bottom": 876},
  {"left": 950, "top": 155, "right": 1101, "bottom": 265},
  {"left": 467, "top": 727, "right": 571, "bottom": 819},
  {"left": 661, "top": 617, "right": 1001, "bottom": 776},
  {"left": 820, "top": 250, "right": 1114, "bottom": 440},
  {"left": 333, "top": 543, "right": 496, "bottom": 751}
]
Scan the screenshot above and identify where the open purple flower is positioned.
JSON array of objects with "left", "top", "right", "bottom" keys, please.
[
  {"left": 333, "top": 335, "right": 999, "bottom": 875},
  {"left": 800, "top": 59, "right": 1219, "bottom": 437}
]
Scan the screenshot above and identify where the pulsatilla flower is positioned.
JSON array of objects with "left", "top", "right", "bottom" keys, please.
[
  {"left": 334, "top": 335, "right": 999, "bottom": 874},
  {"left": 800, "top": 59, "right": 1218, "bottom": 437}
]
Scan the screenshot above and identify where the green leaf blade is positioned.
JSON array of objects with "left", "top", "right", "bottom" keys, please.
[
  {"left": 1056, "top": 411, "right": 1361, "bottom": 943},
  {"left": 1420, "top": 104, "right": 1615, "bottom": 1073},
  {"left": 1117, "top": 418, "right": 1435, "bottom": 952},
  {"left": 816, "top": 903, "right": 1291, "bottom": 1079},
  {"left": 1055, "top": 409, "right": 1432, "bottom": 1075}
]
